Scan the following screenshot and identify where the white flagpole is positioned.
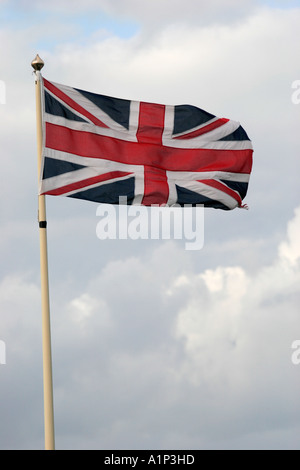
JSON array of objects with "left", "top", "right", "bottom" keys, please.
[{"left": 31, "top": 54, "right": 55, "bottom": 451}]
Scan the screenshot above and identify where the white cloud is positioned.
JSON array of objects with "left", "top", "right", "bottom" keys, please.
[
  {"left": 17, "top": 0, "right": 258, "bottom": 27},
  {"left": 46, "top": 206, "right": 300, "bottom": 448},
  {"left": 1, "top": 207, "right": 299, "bottom": 449},
  {"left": 95, "top": 0, "right": 258, "bottom": 28},
  {"left": 171, "top": 206, "right": 300, "bottom": 420},
  {"left": 278, "top": 207, "right": 300, "bottom": 266}
]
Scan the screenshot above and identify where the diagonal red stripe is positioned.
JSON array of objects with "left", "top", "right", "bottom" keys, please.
[
  {"left": 43, "top": 78, "right": 109, "bottom": 129},
  {"left": 198, "top": 179, "right": 242, "bottom": 206},
  {"left": 42, "top": 171, "right": 132, "bottom": 196},
  {"left": 174, "top": 118, "right": 229, "bottom": 140}
]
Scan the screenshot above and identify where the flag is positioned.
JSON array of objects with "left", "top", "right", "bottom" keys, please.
[{"left": 40, "top": 78, "right": 253, "bottom": 210}]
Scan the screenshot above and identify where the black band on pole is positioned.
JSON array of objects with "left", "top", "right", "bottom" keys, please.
[{"left": 39, "top": 221, "right": 47, "bottom": 228}]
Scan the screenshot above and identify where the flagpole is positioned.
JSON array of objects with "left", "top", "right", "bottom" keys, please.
[{"left": 31, "top": 54, "right": 55, "bottom": 451}]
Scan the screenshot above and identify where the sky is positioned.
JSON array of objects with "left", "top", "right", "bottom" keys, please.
[{"left": 0, "top": 0, "right": 299, "bottom": 451}]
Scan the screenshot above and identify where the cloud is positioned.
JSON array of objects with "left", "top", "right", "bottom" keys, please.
[
  {"left": 169, "top": 206, "right": 300, "bottom": 447},
  {"left": 1, "top": 210, "right": 299, "bottom": 448},
  {"left": 0, "top": 274, "right": 44, "bottom": 449},
  {"left": 35, "top": 6, "right": 300, "bottom": 119},
  {"left": 17, "top": 0, "right": 258, "bottom": 27},
  {"left": 278, "top": 207, "right": 300, "bottom": 266},
  {"left": 91, "top": 0, "right": 259, "bottom": 29},
  {"left": 174, "top": 203, "right": 300, "bottom": 358},
  {"left": 40, "top": 205, "right": 300, "bottom": 447}
]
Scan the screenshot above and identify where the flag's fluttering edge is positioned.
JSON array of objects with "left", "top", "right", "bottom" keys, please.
[{"left": 40, "top": 78, "right": 253, "bottom": 210}]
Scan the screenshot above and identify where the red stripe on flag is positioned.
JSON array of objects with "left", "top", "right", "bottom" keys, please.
[
  {"left": 199, "top": 179, "right": 242, "bottom": 206},
  {"left": 42, "top": 171, "right": 132, "bottom": 196},
  {"left": 174, "top": 118, "right": 230, "bottom": 140},
  {"left": 136, "top": 102, "right": 165, "bottom": 145},
  {"left": 43, "top": 78, "right": 109, "bottom": 129},
  {"left": 45, "top": 123, "right": 253, "bottom": 174},
  {"left": 142, "top": 166, "right": 169, "bottom": 205}
]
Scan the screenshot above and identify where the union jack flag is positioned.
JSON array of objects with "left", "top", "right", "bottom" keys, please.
[{"left": 40, "top": 78, "right": 253, "bottom": 210}]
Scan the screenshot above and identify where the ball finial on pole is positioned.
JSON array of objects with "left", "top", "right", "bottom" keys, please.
[{"left": 31, "top": 54, "right": 44, "bottom": 71}]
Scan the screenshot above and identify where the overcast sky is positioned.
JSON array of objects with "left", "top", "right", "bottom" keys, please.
[{"left": 0, "top": 0, "right": 300, "bottom": 450}]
